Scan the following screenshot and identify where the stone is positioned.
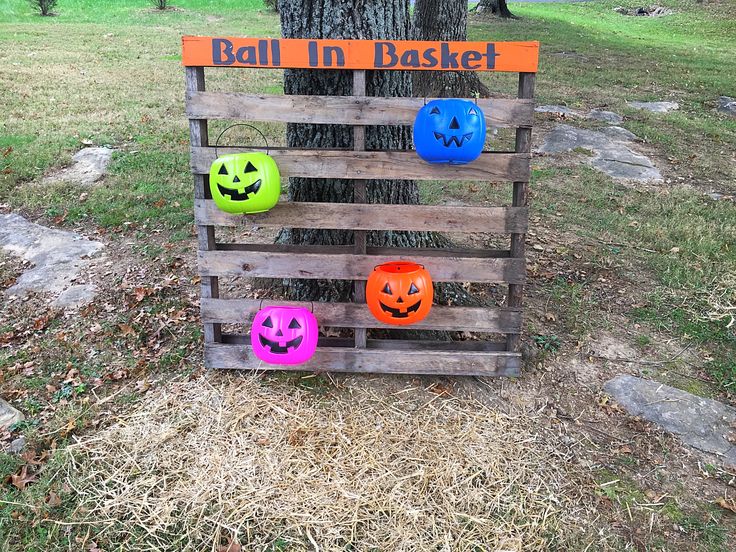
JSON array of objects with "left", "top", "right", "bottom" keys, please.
[
  {"left": 53, "top": 284, "right": 98, "bottom": 308},
  {"left": 535, "top": 105, "right": 580, "bottom": 117},
  {"left": 0, "top": 399, "right": 23, "bottom": 429},
  {"left": 42, "top": 147, "right": 114, "bottom": 186},
  {"left": 717, "top": 96, "right": 736, "bottom": 117},
  {"left": 599, "top": 126, "right": 637, "bottom": 143},
  {"left": 0, "top": 213, "right": 104, "bottom": 304},
  {"left": 604, "top": 375, "right": 736, "bottom": 465},
  {"left": 587, "top": 109, "right": 623, "bottom": 124},
  {"left": 539, "top": 124, "right": 662, "bottom": 181},
  {"left": 628, "top": 101, "right": 679, "bottom": 113},
  {"left": 8, "top": 436, "right": 26, "bottom": 454}
]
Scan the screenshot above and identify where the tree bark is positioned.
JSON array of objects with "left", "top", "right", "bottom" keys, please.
[
  {"left": 413, "top": 0, "right": 491, "bottom": 98},
  {"left": 475, "top": 0, "right": 517, "bottom": 19},
  {"left": 277, "top": 0, "right": 455, "bottom": 303}
]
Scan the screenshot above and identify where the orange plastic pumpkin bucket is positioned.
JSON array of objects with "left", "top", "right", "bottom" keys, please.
[{"left": 366, "top": 261, "right": 433, "bottom": 325}]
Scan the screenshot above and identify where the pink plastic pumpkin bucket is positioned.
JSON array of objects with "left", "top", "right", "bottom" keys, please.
[{"left": 250, "top": 306, "right": 318, "bottom": 365}]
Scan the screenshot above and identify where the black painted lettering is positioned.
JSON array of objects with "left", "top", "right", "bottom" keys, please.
[
  {"left": 374, "top": 42, "right": 398, "bottom": 68},
  {"left": 400, "top": 49, "right": 420, "bottom": 68},
  {"left": 421, "top": 47, "right": 438, "bottom": 68},
  {"left": 440, "top": 43, "right": 459, "bottom": 69},
  {"left": 212, "top": 38, "right": 234, "bottom": 65},
  {"left": 323, "top": 46, "right": 345, "bottom": 67},
  {"left": 308, "top": 40, "right": 319, "bottom": 67},
  {"left": 236, "top": 45, "right": 257, "bottom": 64},
  {"left": 485, "top": 43, "right": 500, "bottom": 69},
  {"left": 461, "top": 50, "right": 482, "bottom": 70},
  {"left": 270, "top": 39, "right": 281, "bottom": 66}
]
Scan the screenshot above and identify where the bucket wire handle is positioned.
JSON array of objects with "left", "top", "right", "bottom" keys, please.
[{"left": 214, "top": 123, "right": 270, "bottom": 157}]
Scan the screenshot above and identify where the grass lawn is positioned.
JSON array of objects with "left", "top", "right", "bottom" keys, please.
[{"left": 0, "top": 0, "right": 735, "bottom": 550}]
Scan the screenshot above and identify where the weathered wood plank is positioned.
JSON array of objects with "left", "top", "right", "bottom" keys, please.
[
  {"left": 352, "top": 70, "right": 368, "bottom": 349},
  {"left": 191, "top": 147, "right": 530, "bottom": 182},
  {"left": 198, "top": 246, "right": 524, "bottom": 283},
  {"left": 186, "top": 66, "right": 221, "bottom": 344},
  {"left": 205, "top": 342, "right": 521, "bottom": 376},
  {"left": 194, "top": 200, "right": 528, "bottom": 233},
  {"left": 201, "top": 298, "right": 522, "bottom": 333},
  {"left": 186, "top": 92, "right": 534, "bottom": 128},
  {"left": 507, "top": 72, "right": 536, "bottom": 352}
]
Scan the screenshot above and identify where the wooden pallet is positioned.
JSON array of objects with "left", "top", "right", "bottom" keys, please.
[{"left": 183, "top": 37, "right": 538, "bottom": 376}]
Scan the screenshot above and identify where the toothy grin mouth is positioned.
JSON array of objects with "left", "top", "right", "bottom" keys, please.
[
  {"left": 433, "top": 132, "right": 473, "bottom": 148},
  {"left": 379, "top": 300, "right": 422, "bottom": 319},
  {"left": 258, "top": 334, "right": 303, "bottom": 354},
  {"left": 218, "top": 179, "right": 261, "bottom": 201}
]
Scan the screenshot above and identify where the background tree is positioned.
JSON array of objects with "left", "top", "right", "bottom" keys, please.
[
  {"left": 29, "top": 0, "right": 57, "bottom": 16},
  {"left": 413, "top": 0, "right": 490, "bottom": 97},
  {"left": 473, "top": 0, "right": 517, "bottom": 19},
  {"left": 278, "top": 0, "right": 462, "bottom": 303}
]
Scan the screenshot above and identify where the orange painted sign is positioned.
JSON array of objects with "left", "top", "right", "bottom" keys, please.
[{"left": 182, "top": 36, "right": 538, "bottom": 73}]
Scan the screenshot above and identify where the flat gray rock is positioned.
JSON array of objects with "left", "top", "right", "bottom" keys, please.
[
  {"left": 717, "top": 96, "right": 736, "bottom": 117},
  {"left": 0, "top": 399, "right": 23, "bottom": 429},
  {"left": 604, "top": 375, "right": 736, "bottom": 466},
  {"left": 43, "top": 147, "right": 114, "bottom": 186},
  {"left": 539, "top": 124, "right": 662, "bottom": 181},
  {"left": 535, "top": 105, "right": 580, "bottom": 117},
  {"left": 587, "top": 109, "right": 623, "bottom": 123},
  {"left": 628, "top": 101, "right": 679, "bottom": 113},
  {"left": 0, "top": 213, "right": 104, "bottom": 304},
  {"left": 599, "top": 126, "right": 637, "bottom": 143}
]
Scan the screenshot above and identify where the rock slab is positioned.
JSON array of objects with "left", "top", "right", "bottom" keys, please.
[
  {"left": 628, "top": 101, "right": 679, "bottom": 113},
  {"left": 535, "top": 105, "right": 580, "bottom": 117},
  {"left": 717, "top": 96, "right": 736, "bottom": 117},
  {"left": 42, "top": 147, "right": 114, "bottom": 185},
  {"left": 587, "top": 109, "right": 623, "bottom": 124},
  {"left": 0, "top": 213, "right": 104, "bottom": 305},
  {"left": 604, "top": 375, "right": 736, "bottom": 466},
  {"left": 539, "top": 124, "right": 662, "bottom": 181},
  {"left": 0, "top": 399, "right": 23, "bottom": 429}
]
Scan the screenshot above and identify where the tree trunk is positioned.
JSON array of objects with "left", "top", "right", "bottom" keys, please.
[
  {"left": 413, "top": 0, "right": 491, "bottom": 98},
  {"left": 277, "top": 0, "right": 458, "bottom": 304},
  {"left": 475, "top": 0, "right": 517, "bottom": 19}
]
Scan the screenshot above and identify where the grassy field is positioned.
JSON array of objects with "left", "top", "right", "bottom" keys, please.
[{"left": 1, "top": 0, "right": 735, "bottom": 549}]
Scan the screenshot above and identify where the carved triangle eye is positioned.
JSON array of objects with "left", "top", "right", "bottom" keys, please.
[
  {"left": 468, "top": 107, "right": 478, "bottom": 116},
  {"left": 218, "top": 164, "right": 228, "bottom": 175},
  {"left": 262, "top": 316, "right": 273, "bottom": 328},
  {"left": 244, "top": 161, "right": 257, "bottom": 173},
  {"left": 288, "top": 318, "right": 302, "bottom": 329},
  {"left": 430, "top": 106, "right": 440, "bottom": 115},
  {"left": 382, "top": 283, "right": 392, "bottom": 295},
  {"left": 408, "top": 283, "right": 420, "bottom": 295}
]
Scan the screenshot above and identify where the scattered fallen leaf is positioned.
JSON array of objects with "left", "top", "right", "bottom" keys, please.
[
  {"left": 133, "top": 287, "right": 155, "bottom": 303},
  {"left": 153, "top": 198, "right": 166, "bottom": 208},
  {"left": 217, "top": 538, "right": 242, "bottom": 552},
  {"left": 716, "top": 496, "right": 736, "bottom": 513},
  {"left": 45, "top": 491, "right": 62, "bottom": 507},
  {"left": 118, "top": 324, "right": 136, "bottom": 337},
  {"left": 9, "top": 465, "right": 37, "bottom": 491},
  {"left": 428, "top": 383, "right": 452, "bottom": 397},
  {"left": 669, "top": 247, "right": 680, "bottom": 254}
]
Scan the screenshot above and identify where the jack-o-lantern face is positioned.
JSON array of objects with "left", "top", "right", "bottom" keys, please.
[
  {"left": 250, "top": 306, "right": 318, "bottom": 365},
  {"left": 209, "top": 152, "right": 281, "bottom": 214},
  {"left": 413, "top": 99, "right": 486, "bottom": 165},
  {"left": 366, "top": 261, "right": 433, "bottom": 326}
]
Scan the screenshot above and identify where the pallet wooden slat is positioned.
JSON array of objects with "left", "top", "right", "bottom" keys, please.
[
  {"left": 191, "top": 147, "right": 530, "bottom": 182},
  {"left": 205, "top": 342, "right": 521, "bottom": 376},
  {"left": 194, "top": 199, "right": 528, "bottom": 233},
  {"left": 186, "top": 92, "right": 534, "bottom": 128},
  {"left": 201, "top": 298, "right": 522, "bottom": 333},
  {"left": 198, "top": 247, "right": 524, "bottom": 283}
]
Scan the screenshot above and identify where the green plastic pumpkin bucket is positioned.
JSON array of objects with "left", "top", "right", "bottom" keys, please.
[{"left": 209, "top": 124, "right": 281, "bottom": 214}]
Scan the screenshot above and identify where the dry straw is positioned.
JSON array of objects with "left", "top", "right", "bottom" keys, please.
[{"left": 64, "top": 373, "right": 587, "bottom": 551}]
